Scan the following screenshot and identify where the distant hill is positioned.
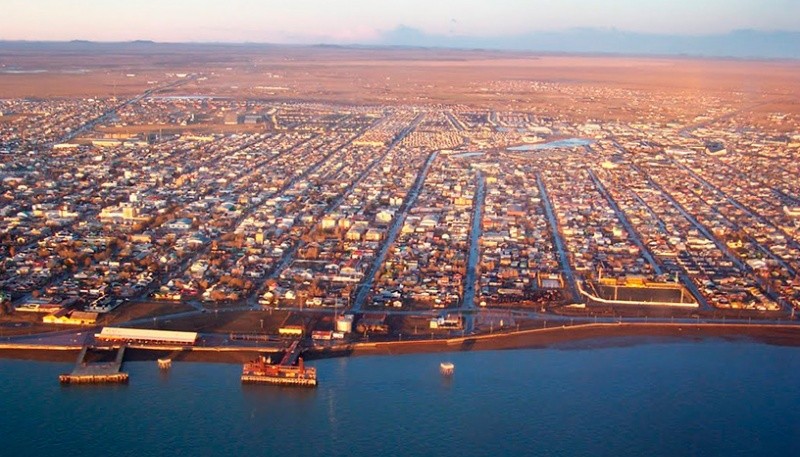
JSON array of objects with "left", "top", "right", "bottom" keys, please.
[
  {"left": 0, "top": 29, "right": 798, "bottom": 59},
  {"left": 377, "top": 27, "right": 800, "bottom": 60}
]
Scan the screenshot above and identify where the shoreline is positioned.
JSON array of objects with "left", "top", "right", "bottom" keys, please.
[
  {"left": 2, "top": 322, "right": 800, "bottom": 364},
  {"left": 348, "top": 322, "right": 800, "bottom": 355}
]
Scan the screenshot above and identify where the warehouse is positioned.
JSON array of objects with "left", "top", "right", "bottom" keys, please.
[{"left": 95, "top": 327, "right": 198, "bottom": 346}]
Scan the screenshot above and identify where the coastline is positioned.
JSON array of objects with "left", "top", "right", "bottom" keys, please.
[
  {"left": 347, "top": 322, "right": 800, "bottom": 355},
  {"left": 2, "top": 322, "right": 800, "bottom": 364}
]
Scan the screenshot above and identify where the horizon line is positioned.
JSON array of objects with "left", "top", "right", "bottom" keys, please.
[{"left": 1, "top": 37, "right": 798, "bottom": 62}]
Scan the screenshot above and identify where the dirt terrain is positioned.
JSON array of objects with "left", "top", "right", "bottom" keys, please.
[{"left": 1, "top": 42, "right": 798, "bottom": 121}]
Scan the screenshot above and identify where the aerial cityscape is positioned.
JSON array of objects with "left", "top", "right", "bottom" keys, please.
[
  {"left": 2, "top": 45, "right": 798, "bottom": 343},
  {"left": 1, "top": 1, "right": 800, "bottom": 456}
]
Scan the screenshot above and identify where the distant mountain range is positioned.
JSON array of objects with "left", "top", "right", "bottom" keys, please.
[
  {"left": 376, "top": 27, "right": 800, "bottom": 59},
  {"left": 0, "top": 28, "right": 798, "bottom": 59}
]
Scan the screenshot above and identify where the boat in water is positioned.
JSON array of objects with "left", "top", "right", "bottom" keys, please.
[{"left": 440, "top": 362, "right": 455, "bottom": 376}]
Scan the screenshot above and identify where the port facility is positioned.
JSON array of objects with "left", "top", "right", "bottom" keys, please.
[{"left": 95, "top": 327, "right": 199, "bottom": 346}]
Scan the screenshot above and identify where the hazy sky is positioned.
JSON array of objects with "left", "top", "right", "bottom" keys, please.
[{"left": 1, "top": 0, "right": 798, "bottom": 43}]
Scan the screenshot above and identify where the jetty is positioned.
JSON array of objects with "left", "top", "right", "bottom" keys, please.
[
  {"left": 59, "top": 345, "right": 129, "bottom": 384},
  {"left": 241, "top": 340, "right": 317, "bottom": 387}
]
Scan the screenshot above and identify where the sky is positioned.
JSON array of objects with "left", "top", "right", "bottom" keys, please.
[{"left": 1, "top": 0, "right": 798, "bottom": 44}]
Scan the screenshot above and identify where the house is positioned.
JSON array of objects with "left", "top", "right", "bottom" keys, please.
[
  {"left": 165, "top": 218, "right": 193, "bottom": 231},
  {"left": 43, "top": 310, "right": 98, "bottom": 325}
]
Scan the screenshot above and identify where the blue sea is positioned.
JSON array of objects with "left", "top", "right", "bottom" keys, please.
[{"left": 1, "top": 340, "right": 799, "bottom": 457}]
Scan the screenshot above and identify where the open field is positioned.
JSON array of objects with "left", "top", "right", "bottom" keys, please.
[
  {"left": 2, "top": 42, "right": 798, "bottom": 120},
  {"left": 131, "top": 309, "right": 293, "bottom": 334},
  {"left": 95, "top": 123, "right": 269, "bottom": 135},
  {"left": 101, "top": 301, "right": 196, "bottom": 326},
  {"left": 0, "top": 312, "right": 63, "bottom": 337}
]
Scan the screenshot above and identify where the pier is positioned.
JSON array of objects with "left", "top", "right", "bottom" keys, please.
[
  {"left": 241, "top": 340, "right": 317, "bottom": 387},
  {"left": 59, "top": 345, "right": 128, "bottom": 384},
  {"left": 279, "top": 340, "right": 303, "bottom": 366}
]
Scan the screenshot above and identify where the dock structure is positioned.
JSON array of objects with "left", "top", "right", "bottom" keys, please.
[
  {"left": 241, "top": 340, "right": 317, "bottom": 387},
  {"left": 280, "top": 340, "right": 303, "bottom": 366},
  {"left": 59, "top": 345, "right": 129, "bottom": 384}
]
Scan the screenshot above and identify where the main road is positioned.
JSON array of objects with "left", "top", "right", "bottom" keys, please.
[
  {"left": 461, "top": 171, "right": 486, "bottom": 332},
  {"left": 350, "top": 149, "right": 439, "bottom": 312},
  {"left": 53, "top": 75, "right": 198, "bottom": 145},
  {"left": 587, "top": 168, "right": 663, "bottom": 276},
  {"left": 536, "top": 173, "right": 580, "bottom": 302},
  {"left": 250, "top": 113, "right": 427, "bottom": 308}
]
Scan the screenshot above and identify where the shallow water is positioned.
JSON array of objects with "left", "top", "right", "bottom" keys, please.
[
  {"left": 1, "top": 340, "right": 799, "bottom": 457},
  {"left": 508, "top": 138, "right": 593, "bottom": 151}
]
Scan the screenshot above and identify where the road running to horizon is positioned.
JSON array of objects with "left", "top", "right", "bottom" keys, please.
[
  {"left": 462, "top": 171, "right": 486, "bottom": 332},
  {"left": 351, "top": 150, "right": 439, "bottom": 312},
  {"left": 536, "top": 173, "right": 580, "bottom": 303}
]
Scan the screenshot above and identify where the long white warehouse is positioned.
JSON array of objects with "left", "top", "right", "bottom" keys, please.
[{"left": 95, "top": 327, "right": 199, "bottom": 345}]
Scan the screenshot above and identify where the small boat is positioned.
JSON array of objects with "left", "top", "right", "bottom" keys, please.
[
  {"left": 440, "top": 362, "right": 455, "bottom": 376},
  {"left": 157, "top": 358, "right": 172, "bottom": 370}
]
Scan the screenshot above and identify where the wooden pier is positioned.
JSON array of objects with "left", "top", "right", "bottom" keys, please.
[
  {"left": 241, "top": 374, "right": 317, "bottom": 387},
  {"left": 280, "top": 340, "right": 303, "bottom": 366},
  {"left": 59, "top": 345, "right": 129, "bottom": 384},
  {"left": 241, "top": 340, "right": 317, "bottom": 387}
]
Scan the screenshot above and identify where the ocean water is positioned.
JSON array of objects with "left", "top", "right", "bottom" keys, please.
[{"left": 1, "top": 340, "right": 799, "bottom": 457}]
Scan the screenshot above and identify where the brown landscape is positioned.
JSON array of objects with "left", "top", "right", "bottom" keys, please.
[{"left": 2, "top": 42, "right": 799, "bottom": 120}]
